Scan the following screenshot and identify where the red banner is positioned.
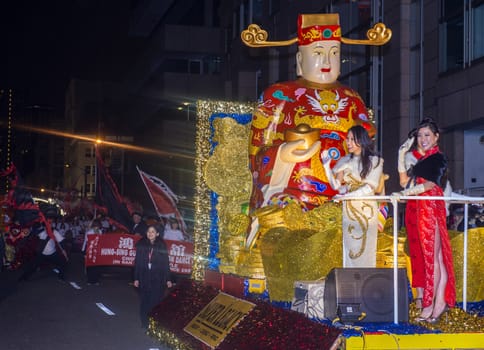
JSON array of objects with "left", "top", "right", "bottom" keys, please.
[
  {"left": 85, "top": 233, "right": 141, "bottom": 267},
  {"left": 84, "top": 233, "right": 193, "bottom": 275},
  {"left": 165, "top": 239, "right": 193, "bottom": 274}
]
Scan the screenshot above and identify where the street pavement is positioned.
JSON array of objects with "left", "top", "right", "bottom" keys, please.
[{"left": 0, "top": 252, "right": 169, "bottom": 350}]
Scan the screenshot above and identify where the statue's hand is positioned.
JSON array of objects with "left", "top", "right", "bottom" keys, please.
[{"left": 280, "top": 140, "right": 321, "bottom": 163}]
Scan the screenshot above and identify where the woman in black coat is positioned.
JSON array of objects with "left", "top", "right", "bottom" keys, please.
[{"left": 133, "top": 224, "right": 172, "bottom": 329}]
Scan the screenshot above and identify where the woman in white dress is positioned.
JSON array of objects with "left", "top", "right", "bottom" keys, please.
[{"left": 323, "top": 125, "right": 383, "bottom": 267}]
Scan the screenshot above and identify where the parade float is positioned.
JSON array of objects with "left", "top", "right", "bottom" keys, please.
[{"left": 147, "top": 13, "right": 484, "bottom": 350}]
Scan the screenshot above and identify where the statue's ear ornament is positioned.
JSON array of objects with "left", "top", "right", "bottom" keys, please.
[
  {"left": 341, "top": 23, "right": 392, "bottom": 46},
  {"left": 241, "top": 24, "right": 298, "bottom": 48}
]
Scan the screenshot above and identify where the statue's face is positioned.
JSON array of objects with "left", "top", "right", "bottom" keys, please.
[{"left": 296, "top": 40, "right": 340, "bottom": 84}]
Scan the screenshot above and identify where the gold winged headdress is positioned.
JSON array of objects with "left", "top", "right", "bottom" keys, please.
[{"left": 241, "top": 13, "right": 391, "bottom": 48}]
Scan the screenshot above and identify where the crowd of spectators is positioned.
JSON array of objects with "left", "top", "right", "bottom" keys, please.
[{"left": 0, "top": 211, "right": 190, "bottom": 274}]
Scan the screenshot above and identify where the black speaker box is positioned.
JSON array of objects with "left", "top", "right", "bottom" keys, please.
[{"left": 324, "top": 268, "right": 409, "bottom": 323}]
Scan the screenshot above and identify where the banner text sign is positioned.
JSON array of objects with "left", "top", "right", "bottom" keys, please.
[{"left": 85, "top": 234, "right": 193, "bottom": 274}]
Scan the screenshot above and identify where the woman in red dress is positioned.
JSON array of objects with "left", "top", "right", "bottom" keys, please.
[{"left": 396, "top": 117, "right": 456, "bottom": 323}]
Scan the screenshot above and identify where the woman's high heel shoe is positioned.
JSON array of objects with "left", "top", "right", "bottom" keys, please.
[
  {"left": 414, "top": 315, "right": 429, "bottom": 322},
  {"left": 414, "top": 304, "right": 433, "bottom": 323},
  {"left": 427, "top": 305, "right": 450, "bottom": 324},
  {"left": 414, "top": 297, "right": 422, "bottom": 310}
]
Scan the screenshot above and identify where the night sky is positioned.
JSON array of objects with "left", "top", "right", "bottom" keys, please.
[
  {"left": 0, "top": 0, "right": 153, "bottom": 196},
  {"left": 0, "top": 0, "right": 139, "bottom": 112}
]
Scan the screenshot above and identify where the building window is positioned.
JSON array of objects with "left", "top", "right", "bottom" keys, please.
[
  {"left": 242, "top": 0, "right": 251, "bottom": 29},
  {"left": 85, "top": 147, "right": 94, "bottom": 158},
  {"left": 333, "top": 0, "right": 373, "bottom": 104},
  {"left": 472, "top": 1, "right": 484, "bottom": 60},
  {"left": 239, "top": 2, "right": 244, "bottom": 32},
  {"left": 269, "top": 0, "right": 280, "bottom": 16},
  {"left": 439, "top": 0, "right": 484, "bottom": 72},
  {"left": 163, "top": 59, "right": 188, "bottom": 73},
  {"left": 205, "top": 56, "right": 222, "bottom": 75},
  {"left": 233, "top": 10, "right": 238, "bottom": 39},
  {"left": 253, "top": 0, "right": 264, "bottom": 21},
  {"left": 189, "top": 60, "right": 202, "bottom": 74},
  {"left": 162, "top": 57, "right": 221, "bottom": 75},
  {"left": 439, "top": 1, "right": 464, "bottom": 72},
  {"left": 410, "top": 0, "right": 423, "bottom": 125}
]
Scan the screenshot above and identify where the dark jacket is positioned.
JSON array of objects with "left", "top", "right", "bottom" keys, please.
[
  {"left": 411, "top": 152, "right": 448, "bottom": 188},
  {"left": 134, "top": 237, "right": 171, "bottom": 293},
  {"left": 132, "top": 221, "right": 148, "bottom": 237}
]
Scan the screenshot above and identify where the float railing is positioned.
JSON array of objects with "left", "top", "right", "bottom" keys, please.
[{"left": 336, "top": 194, "right": 484, "bottom": 324}]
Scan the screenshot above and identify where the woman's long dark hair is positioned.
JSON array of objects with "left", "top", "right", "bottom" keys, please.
[{"left": 348, "top": 125, "right": 380, "bottom": 179}]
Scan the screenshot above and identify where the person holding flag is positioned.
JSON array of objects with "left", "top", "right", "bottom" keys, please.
[
  {"left": 1, "top": 164, "right": 68, "bottom": 280},
  {"left": 19, "top": 215, "right": 68, "bottom": 282}
]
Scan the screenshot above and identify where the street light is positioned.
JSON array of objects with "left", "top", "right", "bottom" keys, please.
[{"left": 178, "top": 102, "right": 193, "bottom": 121}]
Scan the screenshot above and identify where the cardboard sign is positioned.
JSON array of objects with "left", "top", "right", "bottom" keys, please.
[
  {"left": 184, "top": 292, "right": 255, "bottom": 349},
  {"left": 84, "top": 234, "right": 193, "bottom": 274}
]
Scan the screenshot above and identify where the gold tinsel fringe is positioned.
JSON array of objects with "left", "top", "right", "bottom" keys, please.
[
  {"left": 409, "top": 302, "right": 484, "bottom": 333},
  {"left": 193, "top": 100, "right": 256, "bottom": 281},
  {"left": 147, "top": 319, "right": 195, "bottom": 350}
]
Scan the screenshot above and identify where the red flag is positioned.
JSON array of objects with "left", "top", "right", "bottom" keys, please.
[
  {"left": 136, "top": 167, "right": 186, "bottom": 233},
  {"left": 95, "top": 148, "right": 134, "bottom": 232}
]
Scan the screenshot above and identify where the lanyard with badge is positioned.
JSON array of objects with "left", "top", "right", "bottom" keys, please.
[{"left": 148, "top": 247, "right": 153, "bottom": 270}]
